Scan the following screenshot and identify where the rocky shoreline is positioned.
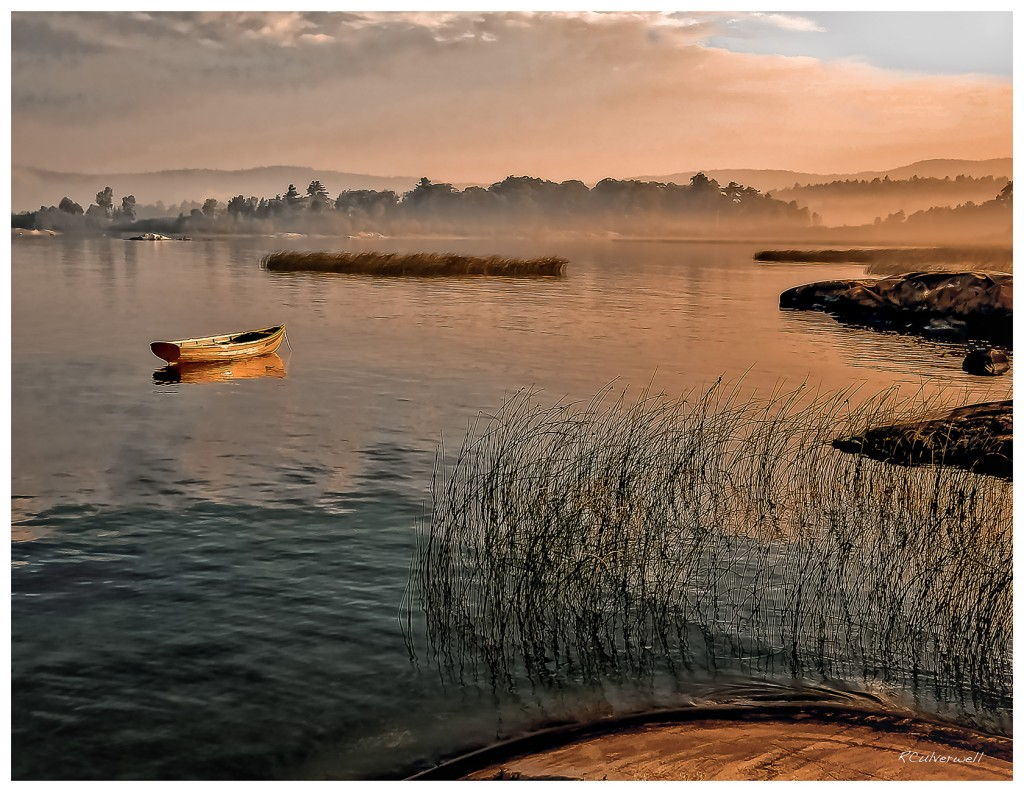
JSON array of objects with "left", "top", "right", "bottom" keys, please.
[
  {"left": 833, "top": 400, "right": 1012, "bottom": 480},
  {"left": 780, "top": 271, "right": 1011, "bottom": 345},
  {"left": 779, "top": 269, "right": 1012, "bottom": 477}
]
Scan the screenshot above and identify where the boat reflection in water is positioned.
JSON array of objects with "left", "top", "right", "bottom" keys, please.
[{"left": 154, "top": 353, "right": 287, "bottom": 385}]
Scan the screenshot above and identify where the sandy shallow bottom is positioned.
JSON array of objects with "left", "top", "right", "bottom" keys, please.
[{"left": 463, "top": 715, "right": 1012, "bottom": 781}]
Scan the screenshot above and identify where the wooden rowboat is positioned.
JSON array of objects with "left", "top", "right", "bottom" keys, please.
[{"left": 150, "top": 324, "right": 286, "bottom": 364}]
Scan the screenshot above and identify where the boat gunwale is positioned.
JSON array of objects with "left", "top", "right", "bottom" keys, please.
[
  {"left": 166, "top": 324, "right": 285, "bottom": 349},
  {"left": 150, "top": 324, "right": 286, "bottom": 363}
]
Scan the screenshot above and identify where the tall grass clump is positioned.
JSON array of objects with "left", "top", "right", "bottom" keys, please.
[
  {"left": 262, "top": 251, "right": 568, "bottom": 277},
  {"left": 409, "top": 382, "right": 1011, "bottom": 731},
  {"left": 754, "top": 246, "right": 1011, "bottom": 274}
]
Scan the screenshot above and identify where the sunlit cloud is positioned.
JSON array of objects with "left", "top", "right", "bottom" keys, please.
[
  {"left": 11, "top": 11, "right": 1010, "bottom": 180},
  {"left": 746, "top": 13, "right": 826, "bottom": 33}
]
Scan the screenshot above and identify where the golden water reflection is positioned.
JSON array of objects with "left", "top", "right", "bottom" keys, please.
[{"left": 153, "top": 353, "right": 287, "bottom": 384}]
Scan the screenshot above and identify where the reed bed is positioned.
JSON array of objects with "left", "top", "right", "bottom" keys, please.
[
  {"left": 409, "top": 382, "right": 1011, "bottom": 731},
  {"left": 262, "top": 251, "right": 568, "bottom": 277},
  {"left": 754, "top": 246, "right": 1011, "bottom": 275}
]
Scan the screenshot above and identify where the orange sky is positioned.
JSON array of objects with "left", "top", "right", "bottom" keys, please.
[{"left": 11, "top": 12, "right": 1012, "bottom": 180}]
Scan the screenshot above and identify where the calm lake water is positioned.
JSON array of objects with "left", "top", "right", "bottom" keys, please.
[{"left": 11, "top": 236, "right": 1010, "bottom": 779}]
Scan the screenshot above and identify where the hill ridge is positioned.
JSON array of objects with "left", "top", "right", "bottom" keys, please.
[{"left": 635, "top": 158, "right": 1012, "bottom": 193}]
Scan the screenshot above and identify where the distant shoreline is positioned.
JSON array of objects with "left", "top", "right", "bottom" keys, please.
[{"left": 12, "top": 229, "right": 1016, "bottom": 249}]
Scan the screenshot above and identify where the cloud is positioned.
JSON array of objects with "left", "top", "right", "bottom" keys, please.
[
  {"left": 13, "top": 12, "right": 720, "bottom": 57},
  {"left": 10, "top": 15, "right": 105, "bottom": 60},
  {"left": 745, "top": 13, "right": 826, "bottom": 33},
  {"left": 300, "top": 33, "right": 335, "bottom": 45},
  {"left": 10, "top": 12, "right": 1010, "bottom": 180},
  {"left": 662, "top": 11, "right": 826, "bottom": 35}
]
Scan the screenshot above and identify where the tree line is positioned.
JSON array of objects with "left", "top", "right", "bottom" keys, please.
[
  {"left": 771, "top": 174, "right": 1011, "bottom": 228},
  {"left": 871, "top": 181, "right": 1011, "bottom": 227},
  {"left": 14, "top": 173, "right": 813, "bottom": 236},
  {"left": 776, "top": 174, "right": 1008, "bottom": 197}
]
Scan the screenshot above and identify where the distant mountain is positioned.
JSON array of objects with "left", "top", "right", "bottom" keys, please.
[
  {"left": 13, "top": 165, "right": 420, "bottom": 212},
  {"left": 635, "top": 158, "right": 1012, "bottom": 193},
  {"left": 878, "top": 158, "right": 1013, "bottom": 181}
]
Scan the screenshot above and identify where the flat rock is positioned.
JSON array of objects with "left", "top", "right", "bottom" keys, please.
[
  {"left": 463, "top": 716, "right": 1011, "bottom": 781},
  {"left": 833, "top": 400, "right": 1011, "bottom": 479}
]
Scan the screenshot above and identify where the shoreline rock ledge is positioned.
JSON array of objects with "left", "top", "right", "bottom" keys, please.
[
  {"left": 833, "top": 400, "right": 1011, "bottom": 480},
  {"left": 780, "top": 271, "right": 1012, "bottom": 345}
]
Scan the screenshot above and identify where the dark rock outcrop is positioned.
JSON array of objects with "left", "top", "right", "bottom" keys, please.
[
  {"left": 963, "top": 347, "right": 1011, "bottom": 376},
  {"left": 780, "top": 271, "right": 1012, "bottom": 345},
  {"left": 833, "top": 400, "right": 1011, "bottom": 479}
]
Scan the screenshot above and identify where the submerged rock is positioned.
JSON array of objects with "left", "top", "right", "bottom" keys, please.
[
  {"left": 780, "top": 271, "right": 1012, "bottom": 345},
  {"left": 833, "top": 400, "right": 1011, "bottom": 479},
  {"left": 963, "top": 347, "right": 1010, "bottom": 376}
]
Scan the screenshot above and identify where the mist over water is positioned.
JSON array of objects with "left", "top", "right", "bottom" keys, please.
[{"left": 11, "top": 235, "right": 1009, "bottom": 779}]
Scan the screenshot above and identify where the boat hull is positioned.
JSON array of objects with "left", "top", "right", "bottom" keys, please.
[{"left": 150, "top": 325, "right": 286, "bottom": 364}]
